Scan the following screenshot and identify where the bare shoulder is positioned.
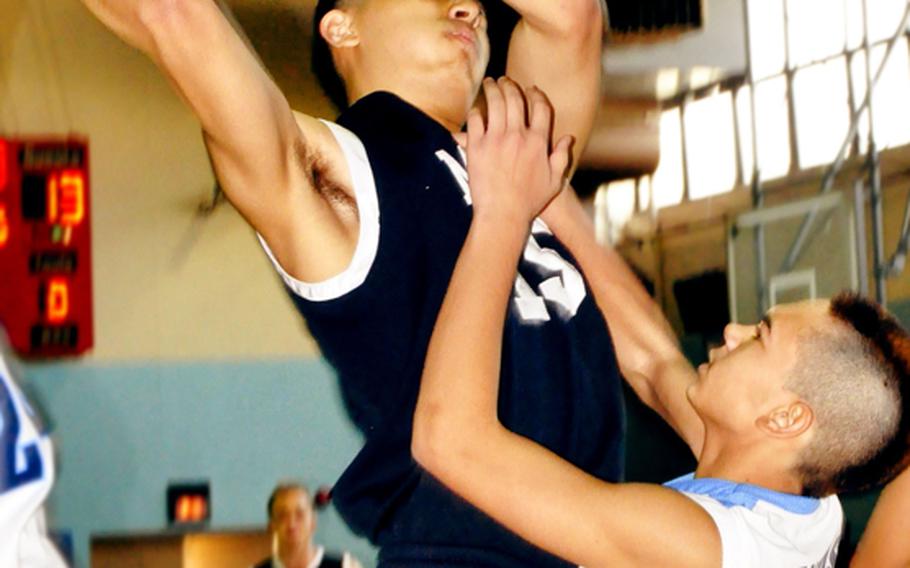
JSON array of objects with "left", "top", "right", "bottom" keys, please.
[
  {"left": 581, "top": 482, "right": 720, "bottom": 567},
  {"left": 250, "top": 110, "right": 360, "bottom": 284}
]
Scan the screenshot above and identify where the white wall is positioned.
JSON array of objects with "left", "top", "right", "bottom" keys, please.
[{"left": 0, "top": 0, "right": 319, "bottom": 361}]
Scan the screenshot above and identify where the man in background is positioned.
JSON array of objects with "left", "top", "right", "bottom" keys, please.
[{"left": 254, "top": 482, "right": 362, "bottom": 568}]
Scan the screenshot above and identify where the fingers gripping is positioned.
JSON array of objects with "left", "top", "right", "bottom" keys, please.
[
  {"left": 466, "top": 78, "right": 570, "bottom": 222},
  {"left": 499, "top": 77, "right": 526, "bottom": 131}
]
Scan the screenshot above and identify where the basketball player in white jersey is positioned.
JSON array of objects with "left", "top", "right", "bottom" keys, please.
[{"left": 0, "top": 331, "right": 68, "bottom": 567}]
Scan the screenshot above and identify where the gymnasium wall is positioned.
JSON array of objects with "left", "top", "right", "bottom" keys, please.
[{"left": 25, "top": 359, "right": 375, "bottom": 568}]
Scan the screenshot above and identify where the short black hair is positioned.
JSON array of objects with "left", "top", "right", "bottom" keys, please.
[
  {"left": 312, "top": 0, "right": 350, "bottom": 112},
  {"left": 267, "top": 482, "right": 311, "bottom": 519}
]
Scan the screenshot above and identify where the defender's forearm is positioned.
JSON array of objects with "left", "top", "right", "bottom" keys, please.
[
  {"left": 542, "top": 193, "right": 705, "bottom": 453},
  {"left": 414, "top": 216, "right": 528, "bottom": 461}
]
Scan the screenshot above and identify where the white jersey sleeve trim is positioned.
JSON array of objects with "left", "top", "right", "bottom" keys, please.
[{"left": 257, "top": 120, "right": 380, "bottom": 302}]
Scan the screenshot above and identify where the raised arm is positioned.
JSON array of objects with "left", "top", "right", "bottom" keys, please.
[
  {"left": 412, "top": 79, "right": 719, "bottom": 568},
  {"left": 78, "top": 0, "right": 357, "bottom": 282},
  {"left": 851, "top": 465, "right": 910, "bottom": 567},
  {"left": 541, "top": 189, "right": 706, "bottom": 456},
  {"left": 503, "top": 0, "right": 605, "bottom": 169}
]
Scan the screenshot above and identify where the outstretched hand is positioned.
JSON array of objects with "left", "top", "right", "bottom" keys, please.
[{"left": 462, "top": 78, "right": 573, "bottom": 226}]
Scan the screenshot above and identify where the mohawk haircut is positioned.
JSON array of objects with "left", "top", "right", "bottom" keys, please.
[
  {"left": 828, "top": 292, "right": 910, "bottom": 492},
  {"left": 312, "top": 0, "right": 351, "bottom": 112},
  {"left": 794, "top": 292, "right": 910, "bottom": 497}
]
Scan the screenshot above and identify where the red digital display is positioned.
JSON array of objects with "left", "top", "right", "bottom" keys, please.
[
  {"left": 167, "top": 482, "right": 211, "bottom": 525},
  {"left": 0, "top": 137, "right": 93, "bottom": 356},
  {"left": 175, "top": 494, "right": 209, "bottom": 523}
]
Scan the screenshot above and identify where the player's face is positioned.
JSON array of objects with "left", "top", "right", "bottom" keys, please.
[
  {"left": 351, "top": 0, "right": 490, "bottom": 99},
  {"left": 687, "top": 300, "right": 833, "bottom": 432},
  {"left": 269, "top": 489, "right": 315, "bottom": 550}
]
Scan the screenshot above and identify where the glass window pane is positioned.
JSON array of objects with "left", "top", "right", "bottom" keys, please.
[
  {"left": 846, "top": 0, "right": 865, "bottom": 50},
  {"left": 607, "top": 179, "right": 636, "bottom": 224},
  {"left": 849, "top": 50, "right": 872, "bottom": 153},
  {"left": 793, "top": 57, "right": 851, "bottom": 168},
  {"left": 786, "top": 0, "right": 846, "bottom": 67},
  {"left": 637, "top": 176, "right": 652, "bottom": 212},
  {"left": 602, "top": 179, "right": 636, "bottom": 243},
  {"left": 684, "top": 92, "right": 738, "bottom": 199},
  {"left": 594, "top": 184, "right": 610, "bottom": 244},
  {"left": 736, "top": 86, "right": 755, "bottom": 183},
  {"left": 747, "top": 0, "right": 787, "bottom": 79},
  {"left": 868, "top": 0, "right": 907, "bottom": 43},
  {"left": 754, "top": 76, "right": 792, "bottom": 180},
  {"left": 653, "top": 108, "right": 685, "bottom": 209},
  {"left": 871, "top": 38, "right": 910, "bottom": 148}
]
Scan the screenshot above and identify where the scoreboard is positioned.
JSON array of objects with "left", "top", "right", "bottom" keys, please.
[{"left": 0, "top": 137, "right": 93, "bottom": 357}]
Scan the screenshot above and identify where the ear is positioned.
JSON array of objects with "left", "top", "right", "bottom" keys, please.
[
  {"left": 319, "top": 8, "right": 360, "bottom": 48},
  {"left": 755, "top": 401, "right": 814, "bottom": 439}
]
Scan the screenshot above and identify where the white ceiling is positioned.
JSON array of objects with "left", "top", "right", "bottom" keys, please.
[{"left": 603, "top": 0, "right": 748, "bottom": 99}]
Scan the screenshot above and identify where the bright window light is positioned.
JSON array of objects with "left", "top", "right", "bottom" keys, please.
[
  {"left": 684, "top": 92, "right": 738, "bottom": 199},
  {"left": 846, "top": 0, "right": 865, "bottom": 50},
  {"left": 793, "top": 57, "right": 851, "bottom": 168},
  {"left": 754, "top": 76, "right": 792, "bottom": 180},
  {"left": 747, "top": 0, "right": 787, "bottom": 80},
  {"left": 849, "top": 51, "right": 872, "bottom": 153},
  {"left": 652, "top": 108, "right": 685, "bottom": 209},
  {"left": 867, "top": 0, "right": 908, "bottom": 43},
  {"left": 786, "top": 0, "right": 846, "bottom": 67},
  {"left": 606, "top": 179, "right": 637, "bottom": 226},
  {"left": 850, "top": 39, "right": 910, "bottom": 150},
  {"left": 637, "top": 176, "right": 652, "bottom": 213},
  {"left": 735, "top": 86, "right": 755, "bottom": 184},
  {"left": 596, "top": 179, "right": 637, "bottom": 244},
  {"left": 871, "top": 38, "right": 910, "bottom": 149}
]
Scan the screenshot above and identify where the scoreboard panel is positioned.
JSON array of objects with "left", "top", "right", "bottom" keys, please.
[{"left": 0, "top": 137, "right": 93, "bottom": 357}]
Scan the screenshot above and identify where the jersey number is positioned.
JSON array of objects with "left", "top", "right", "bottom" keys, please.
[
  {"left": 513, "top": 231, "right": 586, "bottom": 322},
  {"left": 436, "top": 149, "right": 587, "bottom": 323}
]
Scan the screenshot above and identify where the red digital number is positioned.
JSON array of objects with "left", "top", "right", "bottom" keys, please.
[
  {"left": 46, "top": 170, "right": 85, "bottom": 227},
  {"left": 0, "top": 205, "right": 8, "bottom": 248},
  {"left": 47, "top": 278, "right": 70, "bottom": 323}
]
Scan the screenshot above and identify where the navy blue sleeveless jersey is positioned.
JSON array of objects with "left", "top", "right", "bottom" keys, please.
[{"left": 259, "top": 92, "right": 625, "bottom": 567}]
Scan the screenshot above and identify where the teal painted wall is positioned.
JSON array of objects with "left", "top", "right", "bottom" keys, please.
[{"left": 23, "top": 359, "right": 377, "bottom": 568}]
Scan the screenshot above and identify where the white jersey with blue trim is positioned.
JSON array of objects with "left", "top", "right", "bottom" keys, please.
[
  {"left": 0, "top": 352, "right": 67, "bottom": 567},
  {"left": 665, "top": 474, "right": 842, "bottom": 568}
]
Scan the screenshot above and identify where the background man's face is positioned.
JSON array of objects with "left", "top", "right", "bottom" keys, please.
[{"left": 269, "top": 488, "right": 315, "bottom": 550}]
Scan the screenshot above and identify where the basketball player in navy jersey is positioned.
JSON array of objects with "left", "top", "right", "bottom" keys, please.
[{"left": 76, "top": 1, "right": 614, "bottom": 565}]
